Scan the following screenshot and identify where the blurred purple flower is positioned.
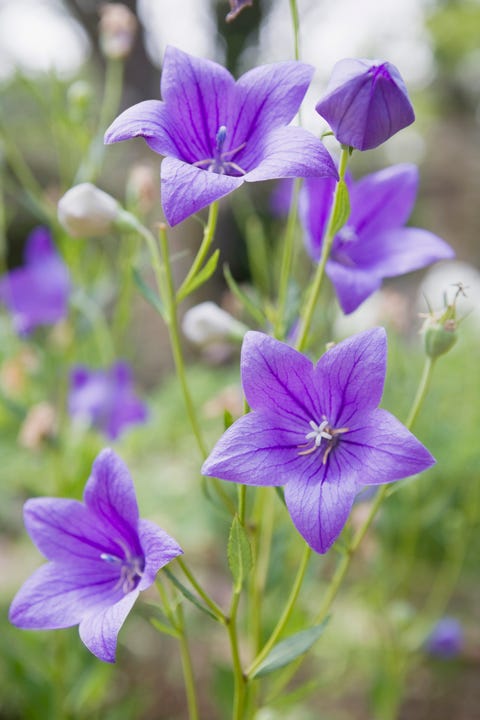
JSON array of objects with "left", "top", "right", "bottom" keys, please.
[
  {"left": 0, "top": 227, "right": 70, "bottom": 335},
  {"left": 9, "top": 449, "right": 182, "bottom": 662},
  {"left": 69, "top": 362, "right": 148, "bottom": 440},
  {"left": 300, "top": 164, "right": 455, "bottom": 314},
  {"left": 226, "top": 0, "right": 252, "bottom": 22},
  {"left": 315, "top": 58, "right": 415, "bottom": 150},
  {"left": 426, "top": 617, "right": 464, "bottom": 659},
  {"left": 202, "top": 328, "right": 435, "bottom": 554},
  {"left": 105, "top": 46, "right": 337, "bottom": 226}
]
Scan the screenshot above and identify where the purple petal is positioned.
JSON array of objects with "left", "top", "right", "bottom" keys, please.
[
  {"left": 241, "top": 331, "right": 319, "bottom": 428},
  {"left": 343, "top": 408, "right": 435, "bottom": 484},
  {"left": 299, "top": 175, "right": 337, "bottom": 261},
  {"left": 349, "top": 164, "right": 418, "bottom": 237},
  {"left": 244, "top": 126, "right": 338, "bottom": 182},
  {"left": 160, "top": 46, "right": 235, "bottom": 164},
  {"left": 23, "top": 226, "right": 56, "bottom": 265},
  {"left": 363, "top": 227, "right": 455, "bottom": 277},
  {"left": 230, "top": 62, "right": 314, "bottom": 167},
  {"left": 161, "top": 156, "right": 244, "bottom": 226},
  {"left": 9, "top": 560, "right": 122, "bottom": 630},
  {"left": 326, "top": 260, "right": 382, "bottom": 314},
  {"left": 137, "top": 519, "right": 183, "bottom": 590},
  {"left": 84, "top": 449, "right": 141, "bottom": 556},
  {"left": 284, "top": 458, "right": 358, "bottom": 553},
  {"left": 104, "top": 100, "right": 181, "bottom": 158},
  {"left": 314, "top": 328, "right": 387, "bottom": 424},
  {"left": 79, "top": 591, "right": 139, "bottom": 663},
  {"left": 23, "top": 497, "right": 131, "bottom": 562},
  {"left": 202, "top": 411, "right": 307, "bottom": 486}
]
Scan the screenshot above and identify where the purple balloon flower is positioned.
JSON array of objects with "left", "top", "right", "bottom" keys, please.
[
  {"left": 426, "top": 617, "right": 464, "bottom": 659},
  {"left": 9, "top": 449, "right": 183, "bottom": 662},
  {"left": 69, "top": 362, "right": 148, "bottom": 440},
  {"left": 104, "top": 46, "right": 337, "bottom": 226},
  {"left": 226, "top": 0, "right": 253, "bottom": 22},
  {"left": 0, "top": 226, "right": 70, "bottom": 335},
  {"left": 300, "top": 164, "right": 455, "bottom": 314},
  {"left": 202, "top": 328, "right": 435, "bottom": 554},
  {"left": 315, "top": 58, "right": 415, "bottom": 150}
]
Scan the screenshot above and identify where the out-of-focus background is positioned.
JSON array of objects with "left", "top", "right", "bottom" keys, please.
[{"left": 0, "top": 1, "right": 479, "bottom": 718}]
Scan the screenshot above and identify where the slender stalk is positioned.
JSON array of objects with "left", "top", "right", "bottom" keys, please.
[
  {"left": 246, "top": 543, "right": 312, "bottom": 678},
  {"left": 295, "top": 146, "right": 350, "bottom": 352},
  {"left": 288, "top": 0, "right": 301, "bottom": 62},
  {"left": 405, "top": 356, "right": 435, "bottom": 429},
  {"left": 274, "top": 179, "right": 300, "bottom": 339},
  {"left": 228, "top": 590, "right": 247, "bottom": 720},
  {"left": 176, "top": 201, "right": 219, "bottom": 302},
  {"left": 176, "top": 603, "right": 200, "bottom": 720},
  {"left": 177, "top": 557, "right": 226, "bottom": 623}
]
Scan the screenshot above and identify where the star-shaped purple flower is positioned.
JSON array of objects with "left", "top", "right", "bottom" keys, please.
[
  {"left": 104, "top": 46, "right": 337, "bottom": 226},
  {"left": 69, "top": 362, "right": 148, "bottom": 440},
  {"left": 9, "top": 449, "right": 183, "bottom": 662},
  {"left": 0, "top": 226, "right": 70, "bottom": 335},
  {"left": 315, "top": 58, "right": 415, "bottom": 150},
  {"left": 202, "top": 328, "right": 435, "bottom": 554},
  {"left": 300, "top": 164, "right": 455, "bottom": 314}
]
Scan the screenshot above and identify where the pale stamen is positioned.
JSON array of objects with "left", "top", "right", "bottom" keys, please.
[
  {"left": 192, "top": 125, "right": 247, "bottom": 176},
  {"left": 298, "top": 418, "right": 349, "bottom": 463}
]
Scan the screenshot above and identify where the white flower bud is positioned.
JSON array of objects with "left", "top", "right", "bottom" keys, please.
[
  {"left": 57, "top": 183, "right": 120, "bottom": 237},
  {"left": 99, "top": 3, "right": 137, "bottom": 60},
  {"left": 182, "top": 302, "right": 247, "bottom": 346}
]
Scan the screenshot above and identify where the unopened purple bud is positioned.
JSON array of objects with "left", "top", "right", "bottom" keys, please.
[
  {"left": 426, "top": 617, "right": 464, "bottom": 659},
  {"left": 316, "top": 58, "right": 415, "bottom": 151}
]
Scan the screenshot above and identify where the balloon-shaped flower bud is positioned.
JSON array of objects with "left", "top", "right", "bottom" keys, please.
[
  {"left": 315, "top": 58, "right": 415, "bottom": 151},
  {"left": 422, "top": 283, "right": 468, "bottom": 359},
  {"left": 58, "top": 183, "right": 120, "bottom": 237}
]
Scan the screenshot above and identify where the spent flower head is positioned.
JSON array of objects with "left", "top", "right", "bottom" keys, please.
[
  {"left": 202, "top": 328, "right": 435, "bottom": 553},
  {"left": 300, "top": 164, "right": 454, "bottom": 314},
  {"left": 105, "top": 46, "right": 337, "bottom": 225},
  {"left": 316, "top": 58, "right": 415, "bottom": 150},
  {"left": 0, "top": 227, "right": 71, "bottom": 335},
  {"left": 9, "top": 449, "right": 182, "bottom": 662},
  {"left": 69, "top": 361, "right": 148, "bottom": 440}
]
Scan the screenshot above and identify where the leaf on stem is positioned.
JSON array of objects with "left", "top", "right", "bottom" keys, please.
[
  {"left": 251, "top": 620, "right": 330, "bottom": 678},
  {"left": 176, "top": 249, "right": 220, "bottom": 303},
  {"left": 223, "top": 264, "right": 266, "bottom": 326},
  {"left": 329, "top": 179, "right": 350, "bottom": 238},
  {"left": 162, "top": 567, "right": 219, "bottom": 621},
  {"left": 228, "top": 514, "right": 253, "bottom": 593},
  {"left": 132, "top": 266, "right": 165, "bottom": 318}
]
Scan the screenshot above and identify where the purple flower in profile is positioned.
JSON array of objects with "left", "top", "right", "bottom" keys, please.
[
  {"left": 69, "top": 362, "right": 147, "bottom": 440},
  {"left": 202, "top": 328, "right": 435, "bottom": 554},
  {"left": 9, "top": 449, "right": 183, "bottom": 662},
  {"left": 300, "top": 164, "right": 455, "bottom": 314},
  {"left": 104, "top": 46, "right": 337, "bottom": 226},
  {"left": 316, "top": 58, "right": 415, "bottom": 150},
  {"left": 426, "top": 617, "right": 464, "bottom": 659},
  {"left": 0, "top": 226, "right": 70, "bottom": 335},
  {"left": 226, "top": 0, "right": 253, "bottom": 22}
]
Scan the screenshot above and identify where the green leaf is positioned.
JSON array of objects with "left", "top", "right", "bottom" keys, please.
[
  {"left": 251, "top": 620, "right": 329, "bottom": 678},
  {"left": 329, "top": 179, "right": 350, "bottom": 237},
  {"left": 162, "top": 567, "right": 219, "bottom": 621},
  {"left": 177, "top": 249, "right": 220, "bottom": 302},
  {"left": 227, "top": 514, "right": 252, "bottom": 593},
  {"left": 224, "top": 264, "right": 266, "bottom": 326},
  {"left": 132, "top": 266, "right": 165, "bottom": 317},
  {"left": 150, "top": 617, "right": 180, "bottom": 639}
]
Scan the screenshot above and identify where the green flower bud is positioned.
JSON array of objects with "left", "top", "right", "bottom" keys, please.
[{"left": 425, "top": 318, "right": 457, "bottom": 358}]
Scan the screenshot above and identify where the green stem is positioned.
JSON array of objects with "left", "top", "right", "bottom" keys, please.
[
  {"left": 176, "top": 201, "right": 219, "bottom": 302},
  {"left": 228, "top": 590, "right": 247, "bottom": 720},
  {"left": 405, "top": 356, "right": 435, "bottom": 429},
  {"left": 176, "top": 602, "right": 200, "bottom": 720},
  {"left": 274, "top": 178, "right": 300, "bottom": 339},
  {"left": 288, "top": 0, "right": 301, "bottom": 61},
  {"left": 295, "top": 146, "right": 350, "bottom": 352},
  {"left": 177, "top": 557, "right": 227, "bottom": 623},
  {"left": 246, "top": 543, "right": 312, "bottom": 678}
]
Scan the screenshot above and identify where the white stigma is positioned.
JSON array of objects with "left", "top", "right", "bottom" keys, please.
[{"left": 305, "top": 419, "right": 333, "bottom": 446}]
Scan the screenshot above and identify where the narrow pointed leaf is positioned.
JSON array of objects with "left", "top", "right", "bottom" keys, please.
[
  {"left": 177, "top": 249, "right": 220, "bottom": 303},
  {"left": 251, "top": 620, "right": 329, "bottom": 678},
  {"left": 224, "top": 264, "right": 266, "bottom": 325},
  {"left": 228, "top": 514, "right": 252, "bottom": 593},
  {"left": 132, "top": 267, "right": 165, "bottom": 318},
  {"left": 162, "top": 567, "right": 219, "bottom": 621}
]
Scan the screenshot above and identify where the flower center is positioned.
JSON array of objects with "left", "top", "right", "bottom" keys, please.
[
  {"left": 101, "top": 551, "right": 145, "bottom": 593},
  {"left": 192, "top": 126, "right": 247, "bottom": 176},
  {"left": 298, "top": 417, "right": 349, "bottom": 464}
]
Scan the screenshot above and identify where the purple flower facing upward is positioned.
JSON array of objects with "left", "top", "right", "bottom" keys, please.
[
  {"left": 315, "top": 58, "right": 415, "bottom": 150},
  {"left": 226, "top": 0, "right": 253, "bottom": 22},
  {"left": 426, "top": 617, "right": 464, "bottom": 659},
  {"left": 105, "top": 46, "right": 337, "bottom": 226},
  {"left": 69, "top": 362, "right": 148, "bottom": 440},
  {"left": 202, "top": 328, "right": 435, "bottom": 554},
  {"left": 0, "top": 226, "right": 70, "bottom": 335},
  {"left": 9, "top": 449, "right": 183, "bottom": 662},
  {"left": 300, "top": 164, "right": 455, "bottom": 314}
]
